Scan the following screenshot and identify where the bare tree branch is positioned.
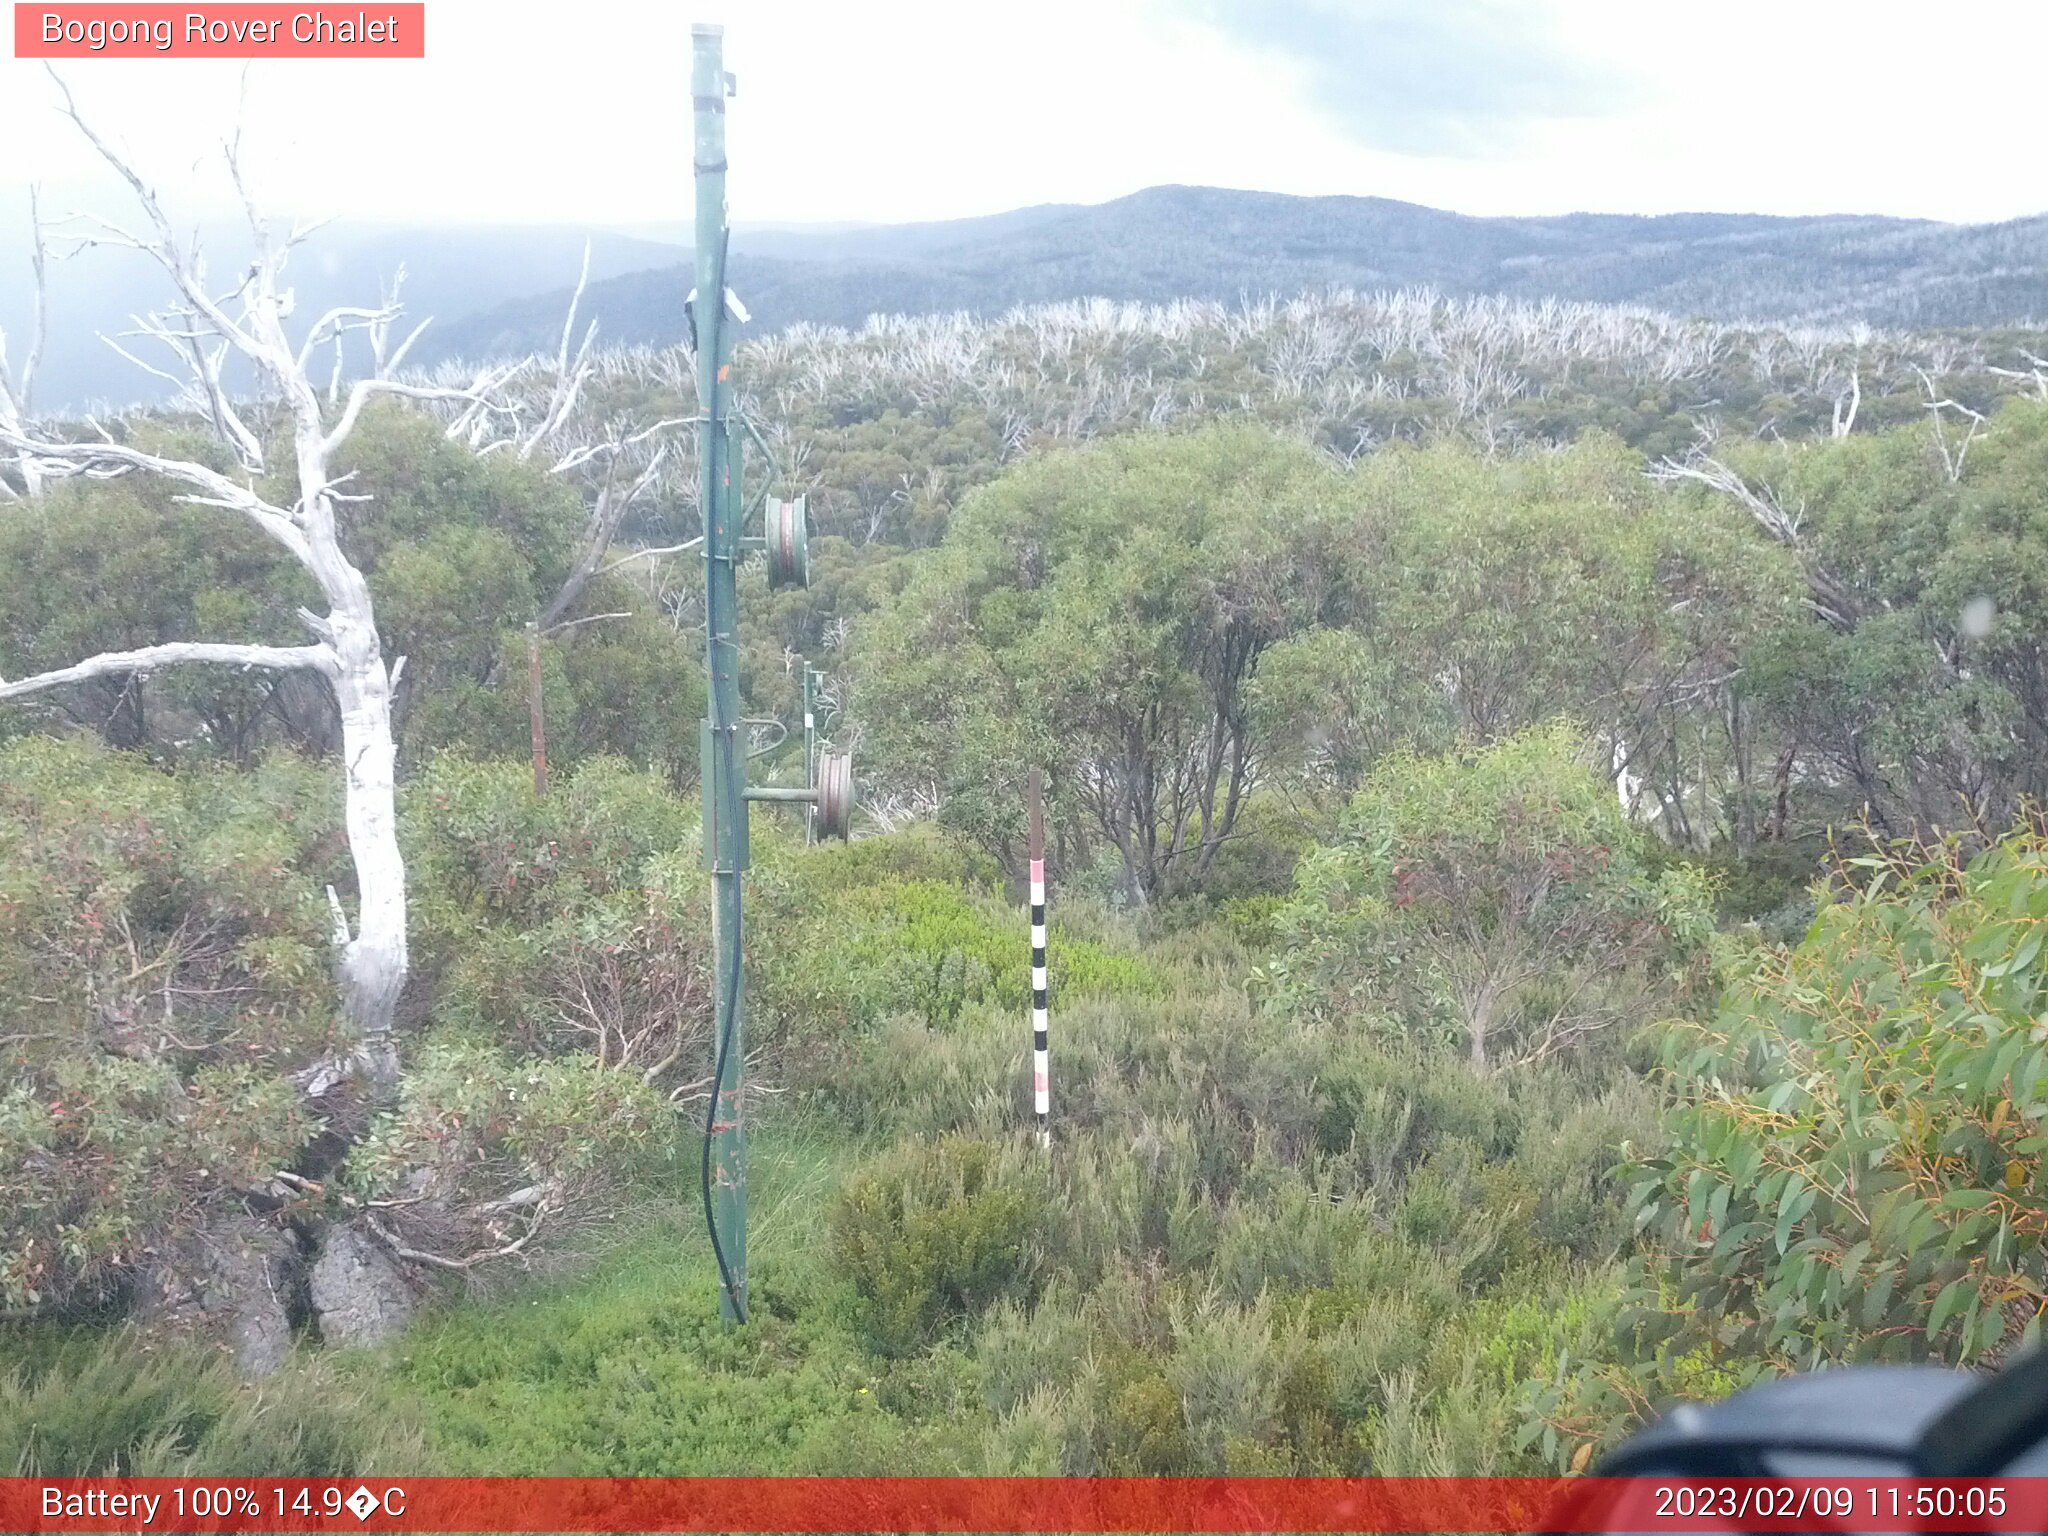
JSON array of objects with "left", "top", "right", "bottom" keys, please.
[
  {"left": 1648, "top": 445, "right": 1804, "bottom": 542},
  {"left": 0, "top": 641, "right": 336, "bottom": 701},
  {"left": 538, "top": 444, "right": 672, "bottom": 630},
  {"left": 1915, "top": 366, "right": 1987, "bottom": 483},
  {"left": 518, "top": 240, "right": 597, "bottom": 459},
  {"left": 598, "top": 536, "right": 703, "bottom": 578},
  {"left": 539, "top": 610, "right": 632, "bottom": 639},
  {"left": 0, "top": 427, "right": 316, "bottom": 561},
  {"left": 364, "top": 1204, "right": 551, "bottom": 1272},
  {"left": 323, "top": 364, "right": 521, "bottom": 460},
  {"left": 1648, "top": 444, "right": 1865, "bottom": 632}
]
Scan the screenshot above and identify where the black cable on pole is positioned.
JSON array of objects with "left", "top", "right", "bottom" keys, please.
[
  {"left": 700, "top": 719, "right": 747, "bottom": 1323},
  {"left": 692, "top": 130, "right": 747, "bottom": 1324},
  {"left": 701, "top": 943, "right": 745, "bottom": 1322}
]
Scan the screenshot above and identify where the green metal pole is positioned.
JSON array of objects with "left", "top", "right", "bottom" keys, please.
[{"left": 692, "top": 21, "right": 747, "bottom": 1326}]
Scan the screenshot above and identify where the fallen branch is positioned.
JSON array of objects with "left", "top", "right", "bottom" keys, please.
[{"left": 363, "top": 1202, "right": 550, "bottom": 1272}]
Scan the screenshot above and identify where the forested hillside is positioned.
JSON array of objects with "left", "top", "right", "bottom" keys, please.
[
  {"left": 6, "top": 234, "right": 2048, "bottom": 1481},
  {"left": 422, "top": 186, "right": 2048, "bottom": 367},
  {"left": 21, "top": 187, "right": 2048, "bottom": 412}
]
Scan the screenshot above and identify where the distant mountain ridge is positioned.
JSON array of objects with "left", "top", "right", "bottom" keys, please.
[
  {"left": 418, "top": 186, "right": 2048, "bottom": 369},
  {"left": 15, "top": 186, "right": 2048, "bottom": 408}
]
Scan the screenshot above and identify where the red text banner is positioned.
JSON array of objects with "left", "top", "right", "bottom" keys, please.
[
  {"left": 6, "top": 1476, "right": 2048, "bottom": 1532},
  {"left": 14, "top": 5, "right": 425, "bottom": 58}
]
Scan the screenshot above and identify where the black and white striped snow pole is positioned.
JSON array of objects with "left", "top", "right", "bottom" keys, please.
[{"left": 1028, "top": 766, "right": 1049, "bottom": 1146}]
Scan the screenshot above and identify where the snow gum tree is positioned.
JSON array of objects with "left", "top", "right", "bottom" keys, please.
[{"left": 0, "top": 84, "right": 516, "bottom": 1096}]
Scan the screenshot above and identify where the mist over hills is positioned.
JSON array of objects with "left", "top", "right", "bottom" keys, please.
[
  {"left": 397, "top": 185, "right": 2048, "bottom": 369},
  {"left": 12, "top": 184, "right": 2048, "bottom": 408},
  {"left": 0, "top": 219, "right": 684, "bottom": 411}
]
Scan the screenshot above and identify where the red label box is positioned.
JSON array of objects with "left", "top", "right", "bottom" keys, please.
[{"left": 14, "top": 4, "right": 425, "bottom": 57}]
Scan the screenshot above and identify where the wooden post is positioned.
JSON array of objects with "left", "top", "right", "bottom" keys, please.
[
  {"left": 527, "top": 621, "right": 548, "bottom": 796},
  {"left": 1028, "top": 766, "right": 1049, "bottom": 1147}
]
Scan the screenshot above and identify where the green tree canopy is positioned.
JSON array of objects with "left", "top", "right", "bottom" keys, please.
[
  {"left": 1629, "top": 818, "right": 2048, "bottom": 1375},
  {"left": 1267, "top": 722, "right": 1714, "bottom": 1070},
  {"left": 1664, "top": 398, "right": 2048, "bottom": 835},
  {"left": 0, "top": 403, "right": 702, "bottom": 777},
  {"left": 856, "top": 423, "right": 1347, "bottom": 900}
]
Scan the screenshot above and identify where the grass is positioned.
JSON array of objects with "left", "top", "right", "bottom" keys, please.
[
  {"left": 339, "top": 1110, "right": 991, "bottom": 1475},
  {"left": 3, "top": 859, "right": 1662, "bottom": 1480},
  {"left": 0, "top": 1330, "right": 429, "bottom": 1476}
]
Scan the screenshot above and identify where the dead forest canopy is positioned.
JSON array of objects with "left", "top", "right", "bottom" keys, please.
[{"left": 4, "top": 284, "right": 2048, "bottom": 1478}]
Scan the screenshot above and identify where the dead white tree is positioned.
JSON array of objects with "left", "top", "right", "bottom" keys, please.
[
  {"left": 1831, "top": 367, "right": 1860, "bottom": 438},
  {"left": 1648, "top": 443, "right": 1805, "bottom": 542},
  {"left": 1915, "top": 366, "right": 1987, "bottom": 483},
  {"left": 1648, "top": 442, "right": 1867, "bottom": 634},
  {"left": 0, "top": 186, "right": 48, "bottom": 500},
  {"left": 1987, "top": 352, "right": 2048, "bottom": 401},
  {"left": 0, "top": 80, "right": 517, "bottom": 1095}
]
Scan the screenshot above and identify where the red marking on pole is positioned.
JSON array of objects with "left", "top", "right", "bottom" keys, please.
[{"left": 1027, "top": 767, "right": 1049, "bottom": 1141}]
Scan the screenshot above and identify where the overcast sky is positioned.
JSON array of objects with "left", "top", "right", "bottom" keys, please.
[{"left": 3, "top": 0, "right": 2043, "bottom": 233}]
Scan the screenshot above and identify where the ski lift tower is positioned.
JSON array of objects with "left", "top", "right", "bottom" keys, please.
[{"left": 691, "top": 22, "right": 853, "bottom": 1326}]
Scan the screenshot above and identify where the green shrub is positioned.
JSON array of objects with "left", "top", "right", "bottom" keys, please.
[
  {"left": 831, "top": 1135, "right": 1045, "bottom": 1355},
  {"left": 0, "top": 739, "right": 337, "bottom": 1314},
  {"left": 1525, "top": 820, "right": 2048, "bottom": 1472},
  {"left": 1091, "top": 1346, "right": 1194, "bottom": 1473},
  {"left": 756, "top": 868, "right": 1164, "bottom": 1045},
  {"left": 1628, "top": 821, "right": 2048, "bottom": 1373},
  {"left": 405, "top": 753, "right": 697, "bottom": 953},
  {"left": 385, "top": 755, "right": 709, "bottom": 1233},
  {"left": 1644, "top": 836, "right": 1826, "bottom": 926},
  {"left": 778, "top": 824, "right": 1003, "bottom": 890},
  {"left": 1218, "top": 892, "right": 1287, "bottom": 951},
  {"left": 1171, "top": 798, "right": 1317, "bottom": 906},
  {"left": 1311, "top": 1046, "right": 1517, "bottom": 1167},
  {"left": 0, "top": 1329, "right": 424, "bottom": 1475},
  {"left": 341, "top": 1037, "right": 674, "bottom": 1211},
  {"left": 1262, "top": 722, "right": 1712, "bottom": 1071},
  {"left": 1205, "top": 1181, "right": 1377, "bottom": 1304},
  {"left": 974, "top": 1290, "right": 1093, "bottom": 1418}
]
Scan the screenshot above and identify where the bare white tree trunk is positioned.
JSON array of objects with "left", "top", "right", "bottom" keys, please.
[
  {"left": 330, "top": 603, "right": 407, "bottom": 1087},
  {"left": 0, "top": 79, "right": 517, "bottom": 1096},
  {"left": 0, "top": 186, "right": 48, "bottom": 500},
  {"left": 1831, "top": 367, "right": 1861, "bottom": 438}
]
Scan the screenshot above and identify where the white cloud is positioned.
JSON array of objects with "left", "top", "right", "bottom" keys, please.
[{"left": 2, "top": 0, "right": 2043, "bottom": 228}]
